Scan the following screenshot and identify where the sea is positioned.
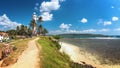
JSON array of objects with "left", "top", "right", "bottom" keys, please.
[{"left": 60, "top": 36, "right": 120, "bottom": 64}]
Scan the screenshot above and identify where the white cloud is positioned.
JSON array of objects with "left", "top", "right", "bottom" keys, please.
[
  {"left": 111, "top": 6, "right": 114, "bottom": 8},
  {"left": 0, "top": 14, "right": 21, "bottom": 31},
  {"left": 59, "top": 0, "right": 65, "bottom": 2},
  {"left": 35, "top": 3, "right": 39, "bottom": 6},
  {"left": 50, "top": 28, "right": 97, "bottom": 34},
  {"left": 104, "top": 21, "right": 112, "bottom": 26},
  {"left": 34, "top": 3, "right": 39, "bottom": 11},
  {"left": 49, "top": 28, "right": 113, "bottom": 34},
  {"left": 40, "top": 0, "right": 63, "bottom": 21},
  {"left": 97, "top": 19, "right": 103, "bottom": 24},
  {"left": 97, "top": 19, "right": 113, "bottom": 26},
  {"left": 59, "top": 23, "right": 72, "bottom": 30},
  {"left": 112, "top": 16, "right": 119, "bottom": 21},
  {"left": 41, "top": 12, "right": 53, "bottom": 21},
  {"left": 40, "top": 0, "right": 60, "bottom": 12},
  {"left": 99, "top": 29, "right": 109, "bottom": 32},
  {"left": 80, "top": 18, "right": 87, "bottom": 23},
  {"left": 114, "top": 28, "right": 120, "bottom": 31},
  {"left": 34, "top": 7, "right": 38, "bottom": 11},
  {"left": 66, "top": 29, "right": 96, "bottom": 33},
  {"left": 80, "top": 29, "right": 96, "bottom": 33}
]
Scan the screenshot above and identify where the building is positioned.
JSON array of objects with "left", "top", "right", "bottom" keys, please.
[
  {"left": 32, "top": 12, "right": 37, "bottom": 36},
  {"left": 0, "top": 32, "right": 9, "bottom": 42}
]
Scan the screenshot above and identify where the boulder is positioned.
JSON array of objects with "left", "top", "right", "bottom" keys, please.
[
  {"left": 0, "top": 50, "right": 2, "bottom": 60},
  {"left": 1, "top": 44, "right": 14, "bottom": 59}
]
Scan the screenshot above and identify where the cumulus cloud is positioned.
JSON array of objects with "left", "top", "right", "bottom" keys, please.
[
  {"left": 39, "top": 0, "right": 63, "bottom": 21},
  {"left": 41, "top": 12, "right": 53, "bottom": 21},
  {"left": 80, "top": 29, "right": 96, "bottom": 33},
  {"left": 59, "top": 23, "right": 72, "bottom": 30},
  {"left": 49, "top": 28, "right": 112, "bottom": 34},
  {"left": 80, "top": 18, "right": 87, "bottom": 23},
  {"left": 34, "top": 3, "right": 39, "bottom": 11},
  {"left": 97, "top": 19, "right": 103, "bottom": 24},
  {"left": 112, "top": 16, "right": 119, "bottom": 21},
  {"left": 104, "top": 21, "right": 112, "bottom": 26},
  {"left": 97, "top": 19, "right": 113, "bottom": 26},
  {"left": 49, "top": 29, "right": 97, "bottom": 34},
  {"left": 114, "top": 28, "right": 120, "bottom": 31},
  {"left": 59, "top": 0, "right": 65, "bottom": 2},
  {"left": 65, "top": 29, "right": 96, "bottom": 33},
  {"left": 35, "top": 3, "right": 39, "bottom": 6},
  {"left": 0, "top": 14, "right": 21, "bottom": 31},
  {"left": 99, "top": 29, "right": 109, "bottom": 32},
  {"left": 40, "top": 0, "right": 60, "bottom": 12}
]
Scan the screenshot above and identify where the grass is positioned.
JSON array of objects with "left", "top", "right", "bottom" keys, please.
[
  {"left": 37, "top": 37, "right": 92, "bottom": 68},
  {"left": 38, "top": 36, "right": 96, "bottom": 68},
  {"left": 38, "top": 36, "right": 71, "bottom": 68},
  {"left": 1, "top": 38, "right": 34, "bottom": 67}
]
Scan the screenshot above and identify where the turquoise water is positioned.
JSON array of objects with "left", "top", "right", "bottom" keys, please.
[{"left": 60, "top": 38, "right": 120, "bottom": 64}]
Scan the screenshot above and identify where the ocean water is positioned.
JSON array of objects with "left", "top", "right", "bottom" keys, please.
[{"left": 60, "top": 38, "right": 120, "bottom": 64}]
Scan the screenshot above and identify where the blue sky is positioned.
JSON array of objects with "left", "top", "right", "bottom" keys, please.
[{"left": 0, "top": 0, "right": 120, "bottom": 35}]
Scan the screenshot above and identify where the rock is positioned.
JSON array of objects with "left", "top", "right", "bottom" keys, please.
[
  {"left": 0, "top": 50, "right": 2, "bottom": 60},
  {"left": 1, "top": 44, "right": 14, "bottom": 59}
]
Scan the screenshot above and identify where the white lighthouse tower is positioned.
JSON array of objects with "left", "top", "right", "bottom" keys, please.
[
  {"left": 32, "top": 12, "right": 37, "bottom": 36},
  {"left": 32, "top": 12, "right": 37, "bottom": 21}
]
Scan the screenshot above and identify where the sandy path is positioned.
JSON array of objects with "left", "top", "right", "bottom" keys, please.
[
  {"left": 3, "top": 38, "right": 40, "bottom": 68},
  {"left": 59, "top": 42, "right": 120, "bottom": 68}
]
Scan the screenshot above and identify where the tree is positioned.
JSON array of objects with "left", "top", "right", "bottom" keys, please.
[
  {"left": 38, "top": 16, "right": 43, "bottom": 35},
  {"left": 39, "top": 16, "right": 43, "bottom": 24},
  {"left": 42, "top": 28, "right": 48, "bottom": 36},
  {"left": 16, "top": 26, "right": 20, "bottom": 31},
  {"left": 17, "top": 25, "right": 28, "bottom": 36},
  {"left": 30, "top": 20, "right": 37, "bottom": 36},
  {"left": 38, "top": 16, "right": 49, "bottom": 35},
  {"left": 16, "top": 26, "right": 20, "bottom": 35},
  {"left": 27, "top": 28, "right": 32, "bottom": 37},
  {"left": 6, "top": 30, "right": 17, "bottom": 36},
  {"left": 38, "top": 25, "right": 43, "bottom": 35}
]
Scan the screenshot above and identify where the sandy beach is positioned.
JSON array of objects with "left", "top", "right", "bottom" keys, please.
[{"left": 59, "top": 42, "right": 120, "bottom": 68}]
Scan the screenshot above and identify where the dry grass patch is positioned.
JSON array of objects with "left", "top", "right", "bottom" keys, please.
[{"left": 1, "top": 38, "right": 33, "bottom": 67}]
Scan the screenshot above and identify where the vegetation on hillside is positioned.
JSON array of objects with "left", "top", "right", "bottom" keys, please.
[
  {"left": 38, "top": 37, "right": 95, "bottom": 68},
  {"left": 38, "top": 37, "right": 71, "bottom": 68}
]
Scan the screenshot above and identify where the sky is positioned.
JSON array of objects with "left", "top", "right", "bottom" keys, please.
[{"left": 0, "top": 0, "right": 120, "bottom": 35}]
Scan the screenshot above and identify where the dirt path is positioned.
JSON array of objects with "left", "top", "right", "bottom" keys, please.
[{"left": 3, "top": 38, "right": 40, "bottom": 68}]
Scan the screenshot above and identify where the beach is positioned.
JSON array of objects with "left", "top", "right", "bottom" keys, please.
[{"left": 59, "top": 41, "right": 120, "bottom": 68}]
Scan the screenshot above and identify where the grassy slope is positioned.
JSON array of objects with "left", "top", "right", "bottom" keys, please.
[
  {"left": 38, "top": 37, "right": 96, "bottom": 68},
  {"left": 38, "top": 37, "right": 71, "bottom": 68},
  {"left": 1, "top": 38, "right": 34, "bottom": 66}
]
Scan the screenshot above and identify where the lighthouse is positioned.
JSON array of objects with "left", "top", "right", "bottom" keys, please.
[
  {"left": 32, "top": 12, "right": 37, "bottom": 36},
  {"left": 32, "top": 12, "right": 37, "bottom": 21}
]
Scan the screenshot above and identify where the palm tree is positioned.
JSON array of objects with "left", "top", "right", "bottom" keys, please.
[
  {"left": 6, "top": 30, "right": 17, "bottom": 36},
  {"left": 38, "top": 16, "right": 43, "bottom": 35},
  {"left": 16, "top": 26, "right": 20, "bottom": 31},
  {"left": 39, "top": 16, "right": 43, "bottom": 24},
  {"left": 30, "top": 20, "right": 37, "bottom": 36},
  {"left": 19, "top": 25, "right": 25, "bottom": 35},
  {"left": 42, "top": 28, "right": 48, "bottom": 36},
  {"left": 16, "top": 26, "right": 20, "bottom": 35},
  {"left": 38, "top": 25, "right": 43, "bottom": 35},
  {"left": 27, "top": 27, "right": 32, "bottom": 37}
]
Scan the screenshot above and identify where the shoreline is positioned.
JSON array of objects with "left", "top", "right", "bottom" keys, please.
[{"left": 59, "top": 42, "right": 120, "bottom": 68}]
